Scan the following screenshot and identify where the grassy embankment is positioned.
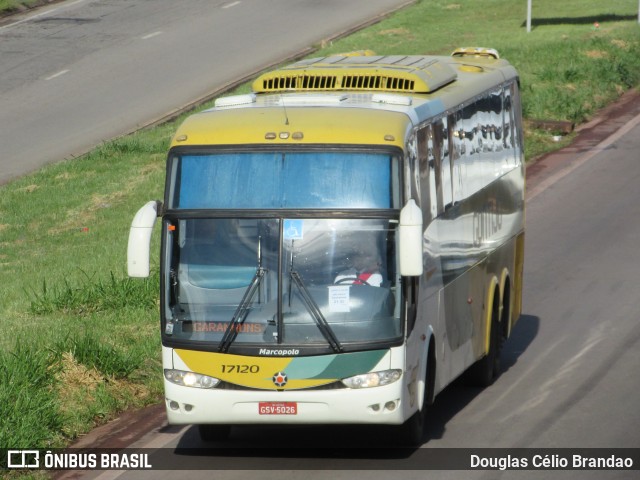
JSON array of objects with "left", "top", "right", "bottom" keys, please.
[
  {"left": 0, "top": 0, "right": 638, "bottom": 451},
  {"left": 0, "top": 0, "right": 50, "bottom": 15}
]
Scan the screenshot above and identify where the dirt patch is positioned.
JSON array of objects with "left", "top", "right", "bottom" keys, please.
[
  {"left": 585, "top": 50, "right": 608, "bottom": 59},
  {"left": 378, "top": 27, "right": 411, "bottom": 36},
  {"left": 19, "top": 184, "right": 39, "bottom": 193},
  {"left": 610, "top": 39, "right": 631, "bottom": 50}
]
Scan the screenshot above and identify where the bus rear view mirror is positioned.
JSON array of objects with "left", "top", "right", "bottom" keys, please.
[
  {"left": 398, "top": 199, "right": 423, "bottom": 277},
  {"left": 127, "top": 200, "right": 160, "bottom": 278}
]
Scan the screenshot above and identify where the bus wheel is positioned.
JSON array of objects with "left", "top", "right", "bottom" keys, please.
[
  {"left": 198, "top": 424, "right": 231, "bottom": 442},
  {"left": 397, "top": 360, "right": 432, "bottom": 446},
  {"left": 466, "top": 294, "right": 501, "bottom": 387},
  {"left": 398, "top": 403, "right": 426, "bottom": 446}
]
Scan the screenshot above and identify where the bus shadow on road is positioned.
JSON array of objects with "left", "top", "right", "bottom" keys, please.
[
  {"left": 173, "top": 423, "right": 419, "bottom": 468},
  {"left": 501, "top": 314, "right": 539, "bottom": 373},
  {"left": 171, "top": 315, "right": 539, "bottom": 462},
  {"left": 424, "top": 314, "right": 539, "bottom": 440}
]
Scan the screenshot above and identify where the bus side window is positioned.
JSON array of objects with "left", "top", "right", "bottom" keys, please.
[
  {"left": 430, "top": 118, "right": 450, "bottom": 215},
  {"left": 503, "top": 83, "right": 522, "bottom": 166},
  {"left": 489, "top": 89, "right": 503, "bottom": 154},
  {"left": 417, "top": 125, "right": 435, "bottom": 225},
  {"left": 450, "top": 109, "right": 465, "bottom": 203}
]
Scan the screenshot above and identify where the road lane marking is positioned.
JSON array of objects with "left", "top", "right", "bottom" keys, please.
[
  {"left": 222, "top": 1, "right": 241, "bottom": 8},
  {"left": 45, "top": 69, "right": 69, "bottom": 80},
  {"left": 141, "top": 31, "right": 163, "bottom": 40}
]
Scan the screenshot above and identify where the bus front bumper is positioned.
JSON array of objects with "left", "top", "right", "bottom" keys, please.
[{"left": 164, "top": 380, "right": 408, "bottom": 426}]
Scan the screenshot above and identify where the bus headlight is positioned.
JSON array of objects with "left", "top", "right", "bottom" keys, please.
[
  {"left": 164, "top": 369, "right": 220, "bottom": 389},
  {"left": 341, "top": 369, "right": 402, "bottom": 389}
]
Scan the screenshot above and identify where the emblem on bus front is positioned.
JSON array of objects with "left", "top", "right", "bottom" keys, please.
[{"left": 272, "top": 372, "right": 288, "bottom": 387}]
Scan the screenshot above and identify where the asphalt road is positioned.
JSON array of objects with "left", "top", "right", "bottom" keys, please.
[
  {"left": 59, "top": 94, "right": 640, "bottom": 480},
  {"left": 0, "top": 0, "right": 413, "bottom": 185}
]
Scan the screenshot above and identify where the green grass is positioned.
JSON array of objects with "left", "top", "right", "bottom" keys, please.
[
  {"left": 0, "top": 0, "right": 43, "bottom": 15},
  {"left": 0, "top": 0, "right": 638, "bottom": 450},
  {"left": 0, "top": 342, "right": 61, "bottom": 448},
  {"left": 318, "top": 0, "right": 640, "bottom": 156},
  {"left": 28, "top": 271, "right": 158, "bottom": 316},
  {"left": 0, "top": 128, "right": 170, "bottom": 448}
]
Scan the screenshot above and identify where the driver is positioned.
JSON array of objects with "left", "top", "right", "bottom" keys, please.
[{"left": 334, "top": 247, "right": 383, "bottom": 287}]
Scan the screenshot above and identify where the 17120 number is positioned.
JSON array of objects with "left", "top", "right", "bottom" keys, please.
[{"left": 220, "top": 364, "right": 259, "bottom": 374}]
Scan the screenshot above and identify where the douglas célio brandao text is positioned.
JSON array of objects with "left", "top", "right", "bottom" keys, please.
[{"left": 470, "top": 453, "right": 634, "bottom": 470}]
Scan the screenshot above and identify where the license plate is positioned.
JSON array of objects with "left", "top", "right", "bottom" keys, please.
[{"left": 258, "top": 402, "right": 298, "bottom": 415}]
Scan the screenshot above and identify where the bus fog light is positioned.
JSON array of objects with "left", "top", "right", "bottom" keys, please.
[
  {"left": 169, "top": 400, "right": 180, "bottom": 410},
  {"left": 184, "top": 404, "right": 193, "bottom": 412},
  {"left": 384, "top": 401, "right": 397, "bottom": 411},
  {"left": 164, "top": 369, "right": 220, "bottom": 389},
  {"left": 341, "top": 369, "right": 402, "bottom": 389},
  {"left": 370, "top": 404, "right": 381, "bottom": 412}
]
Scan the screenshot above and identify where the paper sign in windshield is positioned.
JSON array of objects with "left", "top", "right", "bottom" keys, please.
[{"left": 328, "top": 285, "right": 350, "bottom": 312}]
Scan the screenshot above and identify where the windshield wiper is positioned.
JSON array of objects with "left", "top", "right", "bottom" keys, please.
[
  {"left": 218, "top": 236, "right": 265, "bottom": 353},
  {"left": 165, "top": 268, "right": 184, "bottom": 335},
  {"left": 289, "top": 245, "right": 342, "bottom": 353}
]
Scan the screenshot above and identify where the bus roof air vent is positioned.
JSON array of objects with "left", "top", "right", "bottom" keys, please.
[
  {"left": 253, "top": 55, "right": 458, "bottom": 94},
  {"left": 451, "top": 47, "right": 500, "bottom": 60}
]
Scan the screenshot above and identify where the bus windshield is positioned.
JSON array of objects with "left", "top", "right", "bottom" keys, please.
[
  {"left": 163, "top": 217, "right": 401, "bottom": 350},
  {"left": 169, "top": 151, "right": 400, "bottom": 210}
]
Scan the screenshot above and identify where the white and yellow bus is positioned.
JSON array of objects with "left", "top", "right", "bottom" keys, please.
[{"left": 128, "top": 48, "right": 525, "bottom": 444}]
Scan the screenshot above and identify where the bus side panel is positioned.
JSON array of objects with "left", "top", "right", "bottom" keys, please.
[
  {"left": 418, "top": 164, "right": 524, "bottom": 394},
  {"left": 511, "top": 231, "right": 525, "bottom": 330}
]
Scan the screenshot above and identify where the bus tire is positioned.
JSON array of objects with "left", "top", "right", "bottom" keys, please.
[
  {"left": 466, "top": 292, "right": 501, "bottom": 387},
  {"left": 397, "top": 349, "right": 434, "bottom": 446},
  {"left": 198, "top": 424, "right": 231, "bottom": 442},
  {"left": 398, "top": 405, "right": 425, "bottom": 446}
]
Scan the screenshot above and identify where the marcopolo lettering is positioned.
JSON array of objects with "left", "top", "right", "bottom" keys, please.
[{"left": 258, "top": 348, "right": 300, "bottom": 356}]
